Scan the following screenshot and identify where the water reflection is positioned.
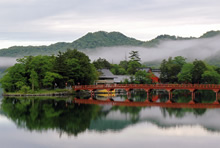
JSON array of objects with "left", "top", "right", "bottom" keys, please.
[
  {"left": 1, "top": 97, "right": 101, "bottom": 136},
  {"left": 1, "top": 91, "right": 220, "bottom": 137}
]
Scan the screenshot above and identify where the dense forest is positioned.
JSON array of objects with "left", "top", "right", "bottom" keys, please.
[
  {"left": 0, "top": 30, "right": 219, "bottom": 57},
  {"left": 0, "top": 49, "right": 97, "bottom": 92},
  {"left": 159, "top": 57, "right": 220, "bottom": 84}
]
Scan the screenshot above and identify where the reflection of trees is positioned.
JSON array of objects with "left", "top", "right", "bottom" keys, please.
[
  {"left": 1, "top": 97, "right": 101, "bottom": 136},
  {"left": 161, "top": 108, "right": 206, "bottom": 118},
  {"left": 159, "top": 90, "right": 216, "bottom": 118},
  {"left": 1, "top": 90, "right": 217, "bottom": 135},
  {"left": 111, "top": 106, "right": 142, "bottom": 123}
]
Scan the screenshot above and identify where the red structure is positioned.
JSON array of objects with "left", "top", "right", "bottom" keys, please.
[
  {"left": 150, "top": 73, "right": 160, "bottom": 83},
  {"left": 74, "top": 98, "right": 220, "bottom": 109},
  {"left": 73, "top": 84, "right": 220, "bottom": 104}
]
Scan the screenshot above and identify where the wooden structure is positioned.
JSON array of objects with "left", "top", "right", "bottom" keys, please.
[
  {"left": 74, "top": 98, "right": 220, "bottom": 108},
  {"left": 73, "top": 84, "right": 220, "bottom": 104}
]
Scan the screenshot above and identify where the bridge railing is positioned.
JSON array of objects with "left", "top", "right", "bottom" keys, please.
[{"left": 73, "top": 84, "right": 220, "bottom": 90}]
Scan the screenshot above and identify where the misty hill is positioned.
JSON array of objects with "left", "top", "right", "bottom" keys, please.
[
  {"left": 69, "top": 31, "right": 143, "bottom": 48},
  {"left": 0, "top": 31, "right": 143, "bottom": 57},
  {"left": 0, "top": 30, "right": 218, "bottom": 57},
  {"left": 200, "top": 30, "right": 220, "bottom": 38}
]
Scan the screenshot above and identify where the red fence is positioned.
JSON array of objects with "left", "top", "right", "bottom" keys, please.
[{"left": 73, "top": 84, "right": 220, "bottom": 91}]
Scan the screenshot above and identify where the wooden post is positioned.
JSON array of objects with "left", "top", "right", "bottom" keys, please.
[
  {"left": 90, "top": 90, "right": 93, "bottom": 97},
  {"left": 189, "top": 89, "right": 195, "bottom": 104},
  {"left": 213, "top": 89, "right": 219, "bottom": 104},
  {"left": 166, "top": 89, "right": 173, "bottom": 103},
  {"left": 144, "top": 89, "right": 151, "bottom": 103}
]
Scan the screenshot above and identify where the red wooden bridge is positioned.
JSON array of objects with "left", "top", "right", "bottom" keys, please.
[{"left": 73, "top": 84, "right": 220, "bottom": 104}]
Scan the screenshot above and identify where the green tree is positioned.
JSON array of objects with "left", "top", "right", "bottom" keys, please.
[
  {"left": 0, "top": 63, "right": 27, "bottom": 92},
  {"left": 26, "top": 55, "right": 54, "bottom": 88},
  {"left": 61, "top": 49, "right": 98, "bottom": 85},
  {"left": 178, "top": 63, "right": 193, "bottom": 83},
  {"left": 110, "top": 64, "right": 127, "bottom": 75},
  {"left": 201, "top": 65, "right": 220, "bottom": 84},
  {"left": 43, "top": 72, "right": 63, "bottom": 88},
  {"left": 129, "top": 51, "right": 141, "bottom": 62},
  {"left": 119, "top": 60, "right": 129, "bottom": 71},
  {"left": 93, "top": 58, "right": 111, "bottom": 69},
  {"left": 173, "top": 56, "right": 186, "bottom": 67},
  {"left": 29, "top": 70, "right": 39, "bottom": 91},
  {"left": 0, "top": 49, "right": 98, "bottom": 92},
  {"left": 134, "top": 71, "right": 152, "bottom": 84},
  {"left": 127, "top": 61, "right": 141, "bottom": 75},
  {"left": 160, "top": 57, "right": 186, "bottom": 83},
  {"left": 192, "top": 60, "right": 207, "bottom": 84}
]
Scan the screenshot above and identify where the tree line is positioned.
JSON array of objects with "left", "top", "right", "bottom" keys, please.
[
  {"left": 160, "top": 56, "right": 220, "bottom": 84},
  {"left": 0, "top": 49, "right": 97, "bottom": 92},
  {"left": 93, "top": 54, "right": 220, "bottom": 84},
  {"left": 1, "top": 49, "right": 220, "bottom": 93}
]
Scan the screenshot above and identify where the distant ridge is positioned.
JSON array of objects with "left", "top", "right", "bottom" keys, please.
[{"left": 0, "top": 30, "right": 219, "bottom": 57}]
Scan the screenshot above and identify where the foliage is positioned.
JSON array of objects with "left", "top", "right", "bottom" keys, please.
[
  {"left": 110, "top": 64, "right": 127, "bottom": 75},
  {"left": 134, "top": 71, "right": 152, "bottom": 84},
  {"left": 161, "top": 57, "right": 220, "bottom": 84},
  {"left": 201, "top": 69, "right": 220, "bottom": 84},
  {"left": 192, "top": 60, "right": 207, "bottom": 84},
  {"left": 119, "top": 60, "right": 129, "bottom": 71},
  {"left": 127, "top": 61, "right": 141, "bottom": 75},
  {"left": 43, "top": 72, "right": 63, "bottom": 88},
  {"left": 129, "top": 51, "right": 141, "bottom": 62},
  {"left": 160, "top": 56, "right": 186, "bottom": 83},
  {"left": 93, "top": 58, "right": 111, "bottom": 69},
  {"left": 0, "top": 49, "right": 98, "bottom": 92},
  {"left": 20, "top": 85, "right": 31, "bottom": 93},
  {"left": 0, "top": 64, "right": 27, "bottom": 92},
  {"left": 29, "top": 70, "right": 39, "bottom": 91},
  {"left": 177, "top": 63, "right": 193, "bottom": 83}
]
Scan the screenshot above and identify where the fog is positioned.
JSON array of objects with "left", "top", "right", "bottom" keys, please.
[
  {"left": 0, "top": 36, "right": 220, "bottom": 67},
  {"left": 86, "top": 36, "right": 220, "bottom": 64},
  {"left": 0, "top": 57, "right": 17, "bottom": 67}
]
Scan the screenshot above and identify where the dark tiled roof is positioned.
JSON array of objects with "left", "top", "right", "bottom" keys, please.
[{"left": 99, "top": 69, "right": 116, "bottom": 78}]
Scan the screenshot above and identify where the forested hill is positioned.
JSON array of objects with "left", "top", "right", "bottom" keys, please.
[{"left": 0, "top": 30, "right": 219, "bottom": 57}]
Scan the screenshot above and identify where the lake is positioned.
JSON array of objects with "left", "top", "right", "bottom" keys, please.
[{"left": 0, "top": 90, "right": 220, "bottom": 148}]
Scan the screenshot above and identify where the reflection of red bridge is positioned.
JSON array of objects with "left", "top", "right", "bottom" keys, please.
[
  {"left": 74, "top": 98, "right": 220, "bottom": 109},
  {"left": 73, "top": 84, "right": 220, "bottom": 104}
]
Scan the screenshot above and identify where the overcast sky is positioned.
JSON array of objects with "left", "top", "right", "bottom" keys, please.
[{"left": 0, "top": 0, "right": 220, "bottom": 48}]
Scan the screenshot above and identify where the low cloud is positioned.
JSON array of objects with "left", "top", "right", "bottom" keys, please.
[
  {"left": 0, "top": 57, "right": 17, "bottom": 67},
  {"left": 85, "top": 36, "right": 220, "bottom": 64}
]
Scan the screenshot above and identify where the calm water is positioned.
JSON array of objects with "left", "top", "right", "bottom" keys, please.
[{"left": 0, "top": 91, "right": 220, "bottom": 148}]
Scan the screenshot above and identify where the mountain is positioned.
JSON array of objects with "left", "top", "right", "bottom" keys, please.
[
  {"left": 69, "top": 31, "right": 143, "bottom": 48},
  {"left": 200, "top": 30, "right": 220, "bottom": 38},
  {"left": 0, "top": 30, "right": 219, "bottom": 57},
  {"left": 0, "top": 31, "right": 144, "bottom": 57}
]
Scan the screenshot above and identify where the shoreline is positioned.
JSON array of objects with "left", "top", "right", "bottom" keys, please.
[{"left": 2, "top": 92, "right": 74, "bottom": 97}]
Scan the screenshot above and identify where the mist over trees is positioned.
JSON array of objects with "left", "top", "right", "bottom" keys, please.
[{"left": 1, "top": 47, "right": 220, "bottom": 93}]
